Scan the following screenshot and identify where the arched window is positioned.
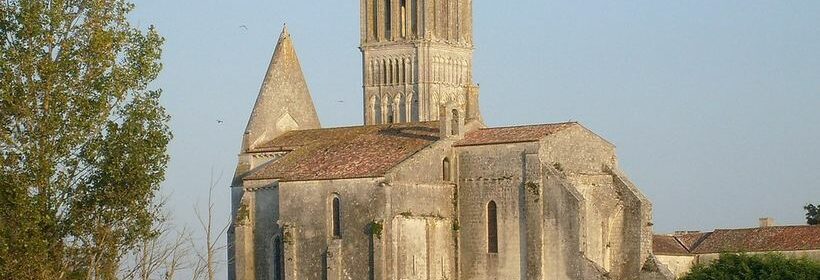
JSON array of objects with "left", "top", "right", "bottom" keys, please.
[
  {"left": 332, "top": 196, "right": 342, "bottom": 238},
  {"left": 374, "top": 95, "right": 382, "bottom": 124},
  {"left": 399, "top": 93, "right": 407, "bottom": 123},
  {"left": 487, "top": 201, "right": 498, "bottom": 253},
  {"left": 274, "top": 236, "right": 284, "bottom": 279},
  {"left": 451, "top": 109, "right": 459, "bottom": 135},
  {"left": 382, "top": 60, "right": 388, "bottom": 84},
  {"left": 384, "top": 0, "right": 392, "bottom": 39},
  {"left": 400, "top": 0, "right": 407, "bottom": 38},
  {"left": 387, "top": 60, "right": 392, "bottom": 85},
  {"left": 442, "top": 158, "right": 451, "bottom": 181},
  {"left": 387, "top": 99, "right": 395, "bottom": 123},
  {"left": 411, "top": 94, "right": 419, "bottom": 122},
  {"left": 411, "top": 0, "right": 418, "bottom": 35},
  {"left": 371, "top": 0, "right": 378, "bottom": 38}
]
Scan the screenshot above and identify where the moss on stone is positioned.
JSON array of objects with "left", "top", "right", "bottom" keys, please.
[
  {"left": 369, "top": 221, "right": 384, "bottom": 239},
  {"left": 236, "top": 203, "right": 250, "bottom": 225}
]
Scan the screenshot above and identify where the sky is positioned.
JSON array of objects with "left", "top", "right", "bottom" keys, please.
[{"left": 128, "top": 0, "right": 820, "bottom": 273}]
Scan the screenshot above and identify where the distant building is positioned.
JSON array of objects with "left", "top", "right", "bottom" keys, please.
[
  {"left": 654, "top": 218, "right": 820, "bottom": 278},
  {"left": 227, "top": 1, "right": 669, "bottom": 280}
]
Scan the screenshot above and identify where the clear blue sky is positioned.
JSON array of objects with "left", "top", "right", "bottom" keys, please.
[{"left": 130, "top": 0, "right": 820, "bottom": 259}]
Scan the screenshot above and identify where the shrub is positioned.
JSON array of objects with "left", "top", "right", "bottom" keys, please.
[{"left": 682, "top": 253, "right": 820, "bottom": 280}]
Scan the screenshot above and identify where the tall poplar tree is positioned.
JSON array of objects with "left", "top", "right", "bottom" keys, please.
[{"left": 0, "top": 1, "right": 170, "bottom": 279}]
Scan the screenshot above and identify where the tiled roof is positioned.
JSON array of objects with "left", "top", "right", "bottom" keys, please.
[
  {"left": 454, "top": 122, "right": 576, "bottom": 147},
  {"left": 654, "top": 226, "right": 820, "bottom": 256},
  {"left": 690, "top": 226, "right": 820, "bottom": 254},
  {"left": 245, "top": 122, "right": 440, "bottom": 182},
  {"left": 675, "top": 232, "right": 710, "bottom": 252},
  {"left": 653, "top": 235, "right": 691, "bottom": 256}
]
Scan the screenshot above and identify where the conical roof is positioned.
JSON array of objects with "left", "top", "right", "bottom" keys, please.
[{"left": 243, "top": 26, "right": 321, "bottom": 151}]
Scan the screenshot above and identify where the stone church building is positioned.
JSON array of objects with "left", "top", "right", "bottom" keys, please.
[{"left": 229, "top": 1, "right": 669, "bottom": 279}]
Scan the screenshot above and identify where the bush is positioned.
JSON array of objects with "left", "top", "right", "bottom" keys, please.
[{"left": 682, "top": 253, "right": 820, "bottom": 280}]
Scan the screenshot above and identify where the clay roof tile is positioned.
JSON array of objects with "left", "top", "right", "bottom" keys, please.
[
  {"left": 690, "top": 225, "right": 820, "bottom": 254},
  {"left": 653, "top": 235, "right": 692, "bottom": 256},
  {"left": 454, "top": 122, "right": 577, "bottom": 147},
  {"left": 245, "top": 122, "right": 440, "bottom": 182}
]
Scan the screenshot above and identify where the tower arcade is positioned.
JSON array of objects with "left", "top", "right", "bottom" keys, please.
[{"left": 360, "top": 0, "right": 480, "bottom": 124}]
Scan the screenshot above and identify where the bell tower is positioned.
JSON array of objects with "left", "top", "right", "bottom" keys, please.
[{"left": 360, "top": 0, "right": 480, "bottom": 125}]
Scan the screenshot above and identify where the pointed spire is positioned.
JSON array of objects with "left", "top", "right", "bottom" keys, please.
[
  {"left": 242, "top": 26, "right": 321, "bottom": 152},
  {"left": 279, "top": 23, "right": 289, "bottom": 40}
]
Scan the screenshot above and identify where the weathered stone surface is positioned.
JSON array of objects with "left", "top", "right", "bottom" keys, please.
[
  {"left": 360, "top": 0, "right": 480, "bottom": 125},
  {"left": 243, "top": 26, "right": 320, "bottom": 152},
  {"left": 227, "top": 2, "right": 666, "bottom": 280}
]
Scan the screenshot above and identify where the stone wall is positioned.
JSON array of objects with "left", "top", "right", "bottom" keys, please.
[
  {"left": 539, "top": 125, "right": 654, "bottom": 279},
  {"left": 456, "top": 142, "right": 541, "bottom": 280},
  {"left": 538, "top": 125, "right": 616, "bottom": 175},
  {"left": 382, "top": 182, "right": 457, "bottom": 280},
  {"left": 276, "top": 178, "right": 385, "bottom": 280},
  {"left": 540, "top": 163, "right": 587, "bottom": 280},
  {"left": 696, "top": 249, "right": 820, "bottom": 264},
  {"left": 656, "top": 255, "right": 696, "bottom": 278},
  {"left": 657, "top": 250, "right": 820, "bottom": 278}
]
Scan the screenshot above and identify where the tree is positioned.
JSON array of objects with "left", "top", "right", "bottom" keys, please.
[
  {"left": 119, "top": 205, "right": 192, "bottom": 280},
  {"left": 681, "top": 253, "right": 820, "bottom": 280},
  {"left": 190, "top": 171, "right": 230, "bottom": 280},
  {"left": 0, "top": 1, "right": 169, "bottom": 279},
  {"left": 806, "top": 204, "right": 819, "bottom": 225}
]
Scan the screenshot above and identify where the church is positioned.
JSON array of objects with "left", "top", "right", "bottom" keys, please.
[{"left": 228, "top": 1, "right": 669, "bottom": 279}]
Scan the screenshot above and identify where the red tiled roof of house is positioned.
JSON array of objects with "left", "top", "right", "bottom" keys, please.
[
  {"left": 690, "top": 225, "right": 820, "bottom": 254},
  {"left": 245, "top": 122, "right": 440, "bottom": 182},
  {"left": 676, "top": 232, "right": 710, "bottom": 252},
  {"left": 454, "top": 122, "right": 576, "bottom": 147},
  {"left": 653, "top": 235, "right": 691, "bottom": 256}
]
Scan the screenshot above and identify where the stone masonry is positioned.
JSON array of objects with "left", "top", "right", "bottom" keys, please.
[{"left": 227, "top": 1, "right": 669, "bottom": 279}]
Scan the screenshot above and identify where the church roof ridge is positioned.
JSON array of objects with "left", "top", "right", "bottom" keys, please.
[
  {"left": 244, "top": 122, "right": 441, "bottom": 182},
  {"left": 274, "top": 121, "right": 440, "bottom": 133},
  {"left": 454, "top": 122, "right": 578, "bottom": 147},
  {"left": 711, "top": 224, "right": 818, "bottom": 231},
  {"left": 476, "top": 121, "right": 580, "bottom": 130}
]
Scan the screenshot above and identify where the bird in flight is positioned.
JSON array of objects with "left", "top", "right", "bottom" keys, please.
[
  {"left": 336, "top": 100, "right": 345, "bottom": 103},
  {"left": 239, "top": 25, "right": 248, "bottom": 31},
  {"left": 217, "top": 120, "right": 224, "bottom": 124}
]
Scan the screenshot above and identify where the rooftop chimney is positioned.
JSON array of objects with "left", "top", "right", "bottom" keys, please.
[{"left": 759, "top": 217, "right": 775, "bottom": 228}]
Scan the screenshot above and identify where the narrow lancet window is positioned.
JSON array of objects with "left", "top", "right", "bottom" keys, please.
[
  {"left": 384, "top": 0, "right": 392, "bottom": 39},
  {"left": 411, "top": 0, "right": 418, "bottom": 36},
  {"left": 374, "top": 96, "right": 382, "bottom": 124},
  {"left": 400, "top": 0, "right": 407, "bottom": 38},
  {"left": 274, "top": 236, "right": 284, "bottom": 279},
  {"left": 451, "top": 109, "right": 459, "bottom": 135},
  {"left": 488, "top": 201, "right": 498, "bottom": 253},
  {"left": 399, "top": 93, "right": 407, "bottom": 122},
  {"left": 371, "top": 0, "right": 379, "bottom": 39},
  {"left": 443, "top": 158, "right": 451, "bottom": 181},
  {"left": 387, "top": 101, "right": 395, "bottom": 123},
  {"left": 332, "top": 196, "right": 342, "bottom": 238}
]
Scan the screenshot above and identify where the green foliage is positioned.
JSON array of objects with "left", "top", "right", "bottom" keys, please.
[
  {"left": 369, "top": 221, "right": 383, "bottom": 239},
  {"left": 806, "top": 204, "right": 819, "bottom": 225},
  {"left": 681, "top": 253, "right": 820, "bottom": 280},
  {"left": 0, "top": 0, "right": 169, "bottom": 279}
]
